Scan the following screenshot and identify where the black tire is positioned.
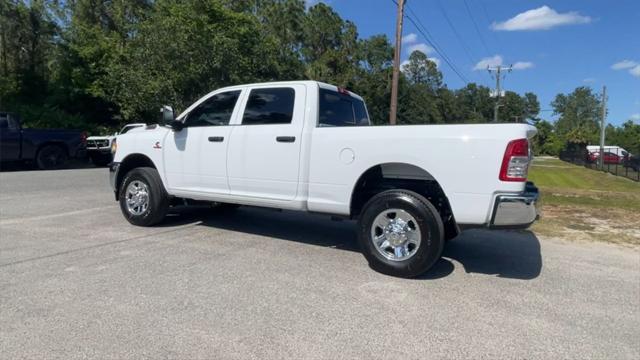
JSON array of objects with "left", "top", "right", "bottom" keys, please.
[
  {"left": 119, "top": 167, "right": 169, "bottom": 226},
  {"left": 36, "top": 144, "right": 67, "bottom": 170},
  {"left": 357, "top": 189, "right": 444, "bottom": 278},
  {"left": 90, "top": 154, "right": 112, "bottom": 167}
]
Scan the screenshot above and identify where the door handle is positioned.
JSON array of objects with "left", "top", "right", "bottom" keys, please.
[
  {"left": 208, "top": 136, "right": 224, "bottom": 142},
  {"left": 276, "top": 136, "right": 296, "bottom": 143}
]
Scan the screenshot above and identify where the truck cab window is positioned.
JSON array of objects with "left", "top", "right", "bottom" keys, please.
[
  {"left": 242, "top": 88, "right": 295, "bottom": 125},
  {"left": 319, "top": 89, "right": 370, "bottom": 127},
  {"left": 184, "top": 90, "right": 241, "bottom": 127}
]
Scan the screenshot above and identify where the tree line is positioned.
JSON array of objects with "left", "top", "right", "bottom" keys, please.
[{"left": 1, "top": 0, "right": 637, "bottom": 154}]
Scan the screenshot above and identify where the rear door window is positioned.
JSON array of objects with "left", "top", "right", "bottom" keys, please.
[{"left": 242, "top": 88, "right": 295, "bottom": 125}]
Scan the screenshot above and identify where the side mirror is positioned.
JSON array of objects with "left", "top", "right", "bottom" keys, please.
[
  {"left": 168, "top": 119, "right": 184, "bottom": 131},
  {"left": 160, "top": 105, "right": 175, "bottom": 125},
  {"left": 160, "top": 105, "right": 183, "bottom": 131}
]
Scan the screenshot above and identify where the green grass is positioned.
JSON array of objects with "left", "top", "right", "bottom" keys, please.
[
  {"left": 528, "top": 158, "right": 640, "bottom": 245},
  {"left": 529, "top": 158, "right": 640, "bottom": 210}
]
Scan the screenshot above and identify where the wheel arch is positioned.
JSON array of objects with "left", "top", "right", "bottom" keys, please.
[
  {"left": 350, "top": 162, "right": 459, "bottom": 240},
  {"left": 115, "top": 153, "right": 159, "bottom": 198}
]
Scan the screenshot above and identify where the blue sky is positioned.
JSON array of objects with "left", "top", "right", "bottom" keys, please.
[{"left": 316, "top": 0, "right": 640, "bottom": 125}]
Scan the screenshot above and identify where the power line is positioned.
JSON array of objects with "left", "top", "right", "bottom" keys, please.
[
  {"left": 435, "top": 0, "right": 491, "bottom": 87},
  {"left": 435, "top": 0, "right": 476, "bottom": 67},
  {"left": 462, "top": 0, "right": 492, "bottom": 56},
  {"left": 477, "top": 0, "right": 504, "bottom": 55},
  {"left": 404, "top": 13, "right": 470, "bottom": 85},
  {"left": 394, "top": 0, "right": 469, "bottom": 84}
]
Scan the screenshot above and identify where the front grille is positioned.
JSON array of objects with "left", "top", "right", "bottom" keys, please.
[{"left": 87, "top": 140, "right": 110, "bottom": 149}]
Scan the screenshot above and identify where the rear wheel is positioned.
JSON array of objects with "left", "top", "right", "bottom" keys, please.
[
  {"left": 357, "top": 190, "right": 444, "bottom": 278},
  {"left": 36, "top": 144, "right": 67, "bottom": 170},
  {"left": 119, "top": 167, "right": 169, "bottom": 226}
]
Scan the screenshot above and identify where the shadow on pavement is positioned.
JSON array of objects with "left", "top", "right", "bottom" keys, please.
[
  {"left": 443, "top": 229, "right": 542, "bottom": 280},
  {"left": 0, "top": 159, "right": 97, "bottom": 172},
  {"left": 161, "top": 206, "right": 542, "bottom": 281}
]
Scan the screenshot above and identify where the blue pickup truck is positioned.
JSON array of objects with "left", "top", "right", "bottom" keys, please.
[{"left": 0, "top": 112, "right": 87, "bottom": 170}]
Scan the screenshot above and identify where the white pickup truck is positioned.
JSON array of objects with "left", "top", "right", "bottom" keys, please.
[{"left": 109, "top": 81, "right": 539, "bottom": 277}]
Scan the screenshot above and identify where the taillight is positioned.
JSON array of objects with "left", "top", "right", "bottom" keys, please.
[
  {"left": 499, "top": 138, "right": 530, "bottom": 182},
  {"left": 80, "top": 131, "right": 87, "bottom": 144}
]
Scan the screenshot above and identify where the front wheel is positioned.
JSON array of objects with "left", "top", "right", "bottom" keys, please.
[
  {"left": 119, "top": 167, "right": 169, "bottom": 226},
  {"left": 357, "top": 190, "right": 444, "bottom": 278}
]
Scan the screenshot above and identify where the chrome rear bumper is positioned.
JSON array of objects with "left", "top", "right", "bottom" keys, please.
[{"left": 489, "top": 182, "right": 540, "bottom": 229}]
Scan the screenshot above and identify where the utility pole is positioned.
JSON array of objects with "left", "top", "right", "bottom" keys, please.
[
  {"left": 488, "top": 65, "right": 512, "bottom": 122},
  {"left": 389, "top": 0, "right": 405, "bottom": 125},
  {"left": 598, "top": 85, "right": 607, "bottom": 169}
]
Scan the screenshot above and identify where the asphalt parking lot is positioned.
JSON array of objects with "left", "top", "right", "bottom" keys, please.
[{"left": 1, "top": 168, "right": 639, "bottom": 359}]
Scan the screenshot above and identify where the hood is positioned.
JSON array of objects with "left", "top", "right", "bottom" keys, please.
[{"left": 87, "top": 135, "right": 114, "bottom": 141}]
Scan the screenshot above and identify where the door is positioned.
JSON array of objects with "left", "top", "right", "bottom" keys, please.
[
  {"left": 0, "top": 113, "right": 21, "bottom": 161},
  {"left": 163, "top": 90, "right": 242, "bottom": 194},
  {"left": 227, "top": 85, "right": 306, "bottom": 200}
]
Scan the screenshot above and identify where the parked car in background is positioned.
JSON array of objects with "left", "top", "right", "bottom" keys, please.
[
  {"left": 109, "top": 81, "right": 539, "bottom": 278},
  {"left": 588, "top": 151, "right": 623, "bottom": 164},
  {"left": 0, "top": 112, "right": 87, "bottom": 170},
  {"left": 87, "top": 123, "right": 145, "bottom": 166},
  {"left": 586, "top": 145, "right": 630, "bottom": 163}
]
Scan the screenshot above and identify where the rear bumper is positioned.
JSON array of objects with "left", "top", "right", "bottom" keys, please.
[
  {"left": 109, "top": 162, "right": 120, "bottom": 199},
  {"left": 489, "top": 182, "right": 540, "bottom": 229}
]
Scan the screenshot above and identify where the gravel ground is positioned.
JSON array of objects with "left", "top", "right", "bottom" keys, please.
[{"left": 1, "top": 168, "right": 638, "bottom": 359}]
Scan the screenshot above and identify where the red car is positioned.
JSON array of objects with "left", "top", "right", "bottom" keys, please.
[{"left": 588, "top": 151, "right": 622, "bottom": 164}]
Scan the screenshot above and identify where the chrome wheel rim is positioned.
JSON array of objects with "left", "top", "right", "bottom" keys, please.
[
  {"left": 370, "top": 208, "right": 421, "bottom": 261},
  {"left": 125, "top": 180, "right": 150, "bottom": 216}
]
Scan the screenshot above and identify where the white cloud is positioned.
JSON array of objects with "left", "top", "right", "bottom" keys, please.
[
  {"left": 406, "top": 43, "right": 434, "bottom": 56},
  {"left": 611, "top": 60, "right": 640, "bottom": 77},
  {"left": 492, "top": 6, "right": 591, "bottom": 31},
  {"left": 473, "top": 55, "right": 534, "bottom": 71},
  {"left": 583, "top": 78, "right": 596, "bottom": 83},
  {"left": 611, "top": 60, "right": 638, "bottom": 70},
  {"left": 512, "top": 61, "right": 534, "bottom": 70},
  {"left": 474, "top": 55, "right": 503, "bottom": 70},
  {"left": 631, "top": 113, "right": 640, "bottom": 121},
  {"left": 402, "top": 33, "right": 418, "bottom": 45}
]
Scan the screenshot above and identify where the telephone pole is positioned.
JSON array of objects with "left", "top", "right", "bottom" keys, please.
[
  {"left": 598, "top": 85, "right": 607, "bottom": 169},
  {"left": 488, "top": 65, "right": 512, "bottom": 122},
  {"left": 389, "top": 0, "right": 405, "bottom": 125}
]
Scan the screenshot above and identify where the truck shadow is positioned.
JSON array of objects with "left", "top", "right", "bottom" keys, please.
[{"left": 163, "top": 206, "right": 542, "bottom": 281}]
